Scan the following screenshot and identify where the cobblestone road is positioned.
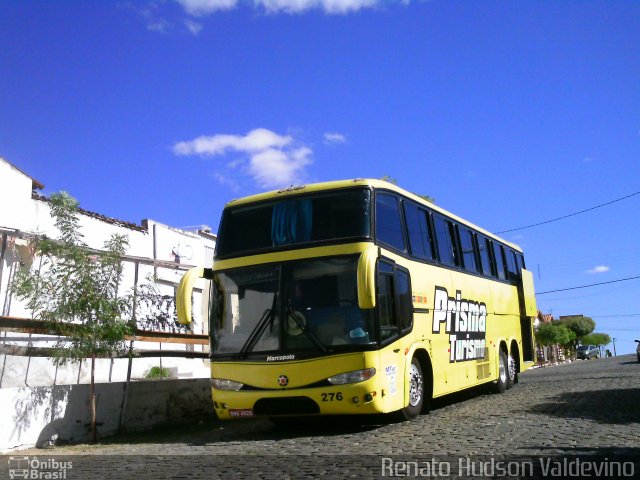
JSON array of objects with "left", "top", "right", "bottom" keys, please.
[{"left": 5, "top": 354, "right": 640, "bottom": 479}]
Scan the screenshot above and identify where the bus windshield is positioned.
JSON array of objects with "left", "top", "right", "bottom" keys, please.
[
  {"left": 210, "top": 256, "right": 376, "bottom": 357},
  {"left": 215, "top": 189, "right": 371, "bottom": 258}
]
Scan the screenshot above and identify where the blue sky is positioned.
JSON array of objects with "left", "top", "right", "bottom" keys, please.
[{"left": 1, "top": 1, "right": 639, "bottom": 353}]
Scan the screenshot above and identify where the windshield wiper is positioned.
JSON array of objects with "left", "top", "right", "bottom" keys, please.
[
  {"left": 287, "top": 306, "right": 328, "bottom": 353},
  {"left": 239, "top": 295, "right": 278, "bottom": 359}
]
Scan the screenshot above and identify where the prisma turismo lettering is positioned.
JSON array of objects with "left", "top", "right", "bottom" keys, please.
[{"left": 432, "top": 287, "right": 487, "bottom": 362}]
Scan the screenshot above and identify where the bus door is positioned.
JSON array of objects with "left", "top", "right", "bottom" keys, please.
[
  {"left": 376, "top": 259, "right": 413, "bottom": 412},
  {"left": 517, "top": 268, "right": 537, "bottom": 362}
]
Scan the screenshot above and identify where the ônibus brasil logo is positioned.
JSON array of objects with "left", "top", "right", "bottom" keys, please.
[{"left": 8, "top": 457, "right": 72, "bottom": 479}]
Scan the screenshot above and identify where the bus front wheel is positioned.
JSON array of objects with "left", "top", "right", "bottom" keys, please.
[
  {"left": 399, "top": 357, "right": 424, "bottom": 420},
  {"left": 493, "top": 350, "right": 508, "bottom": 394}
]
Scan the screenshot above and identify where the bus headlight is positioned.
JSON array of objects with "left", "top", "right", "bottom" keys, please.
[
  {"left": 327, "top": 368, "right": 376, "bottom": 385},
  {"left": 211, "top": 378, "right": 244, "bottom": 391}
]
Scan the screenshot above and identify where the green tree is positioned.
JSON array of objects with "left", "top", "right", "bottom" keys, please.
[
  {"left": 581, "top": 332, "right": 611, "bottom": 347},
  {"left": 559, "top": 315, "right": 595, "bottom": 350},
  {"left": 11, "top": 192, "right": 134, "bottom": 443},
  {"left": 535, "top": 322, "right": 576, "bottom": 362},
  {"left": 381, "top": 175, "right": 436, "bottom": 203}
]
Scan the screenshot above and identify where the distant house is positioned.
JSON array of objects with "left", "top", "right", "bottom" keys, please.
[
  {"left": 535, "top": 311, "right": 559, "bottom": 364},
  {"left": 0, "top": 157, "right": 215, "bottom": 388}
]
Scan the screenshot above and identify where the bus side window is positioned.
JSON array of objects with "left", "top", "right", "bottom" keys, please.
[
  {"left": 394, "top": 267, "right": 413, "bottom": 333},
  {"left": 478, "top": 235, "right": 493, "bottom": 277},
  {"left": 404, "top": 202, "right": 435, "bottom": 261},
  {"left": 434, "top": 214, "right": 460, "bottom": 267},
  {"left": 459, "top": 227, "right": 479, "bottom": 274},
  {"left": 377, "top": 261, "right": 413, "bottom": 343},
  {"left": 506, "top": 249, "right": 519, "bottom": 283},
  {"left": 492, "top": 242, "right": 507, "bottom": 281},
  {"left": 375, "top": 193, "right": 407, "bottom": 253}
]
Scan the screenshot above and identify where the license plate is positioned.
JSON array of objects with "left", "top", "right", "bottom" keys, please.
[{"left": 229, "top": 409, "right": 254, "bottom": 417}]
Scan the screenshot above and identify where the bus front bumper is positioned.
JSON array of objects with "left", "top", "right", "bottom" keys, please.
[{"left": 211, "top": 380, "right": 386, "bottom": 419}]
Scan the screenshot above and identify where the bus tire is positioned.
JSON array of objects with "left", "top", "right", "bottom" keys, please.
[
  {"left": 399, "top": 357, "right": 424, "bottom": 420},
  {"left": 493, "top": 350, "right": 508, "bottom": 394},
  {"left": 506, "top": 352, "right": 517, "bottom": 389}
]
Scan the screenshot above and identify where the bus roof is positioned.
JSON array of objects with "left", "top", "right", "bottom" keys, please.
[{"left": 224, "top": 178, "right": 522, "bottom": 252}]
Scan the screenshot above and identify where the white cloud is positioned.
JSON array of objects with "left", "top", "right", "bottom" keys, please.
[
  {"left": 213, "top": 172, "right": 240, "bottom": 191},
  {"left": 323, "top": 132, "right": 348, "bottom": 145},
  {"left": 184, "top": 19, "right": 204, "bottom": 35},
  {"left": 586, "top": 265, "right": 610, "bottom": 274},
  {"left": 173, "top": 128, "right": 292, "bottom": 156},
  {"left": 176, "top": 0, "right": 238, "bottom": 16},
  {"left": 146, "top": 20, "right": 172, "bottom": 33},
  {"left": 174, "top": 0, "right": 392, "bottom": 16},
  {"left": 128, "top": 3, "right": 173, "bottom": 33},
  {"left": 174, "top": 128, "right": 313, "bottom": 189},
  {"left": 249, "top": 147, "right": 312, "bottom": 188},
  {"left": 255, "top": 0, "right": 378, "bottom": 14}
]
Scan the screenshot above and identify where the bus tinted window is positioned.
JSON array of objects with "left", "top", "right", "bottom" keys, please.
[
  {"left": 377, "top": 263, "right": 396, "bottom": 342},
  {"left": 506, "top": 249, "right": 519, "bottom": 282},
  {"left": 459, "top": 228, "right": 479, "bottom": 273},
  {"left": 493, "top": 242, "right": 507, "bottom": 280},
  {"left": 434, "top": 214, "right": 459, "bottom": 267},
  {"left": 377, "top": 262, "right": 413, "bottom": 343},
  {"left": 478, "top": 236, "right": 493, "bottom": 276},
  {"left": 375, "top": 193, "right": 406, "bottom": 252},
  {"left": 404, "top": 203, "right": 434, "bottom": 260},
  {"left": 216, "top": 189, "right": 371, "bottom": 258},
  {"left": 395, "top": 268, "right": 413, "bottom": 332}
]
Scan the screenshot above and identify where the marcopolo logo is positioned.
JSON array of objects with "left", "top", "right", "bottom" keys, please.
[
  {"left": 432, "top": 286, "right": 487, "bottom": 363},
  {"left": 8, "top": 457, "right": 72, "bottom": 479}
]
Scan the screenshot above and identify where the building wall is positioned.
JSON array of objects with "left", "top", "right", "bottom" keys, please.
[
  {"left": 0, "top": 157, "right": 216, "bottom": 388},
  {"left": 0, "top": 160, "right": 35, "bottom": 232},
  {"left": 0, "top": 378, "right": 215, "bottom": 452}
]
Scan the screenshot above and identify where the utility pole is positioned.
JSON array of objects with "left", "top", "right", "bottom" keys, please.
[{"left": 612, "top": 338, "right": 617, "bottom": 356}]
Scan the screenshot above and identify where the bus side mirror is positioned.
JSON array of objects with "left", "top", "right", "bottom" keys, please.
[
  {"left": 176, "top": 267, "right": 205, "bottom": 325},
  {"left": 357, "top": 246, "right": 378, "bottom": 309}
]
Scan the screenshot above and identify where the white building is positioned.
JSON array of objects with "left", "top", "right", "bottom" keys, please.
[{"left": 0, "top": 157, "right": 215, "bottom": 388}]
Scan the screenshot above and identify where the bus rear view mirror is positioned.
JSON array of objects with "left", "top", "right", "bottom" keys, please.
[
  {"left": 357, "top": 245, "right": 378, "bottom": 309},
  {"left": 176, "top": 267, "right": 205, "bottom": 325}
]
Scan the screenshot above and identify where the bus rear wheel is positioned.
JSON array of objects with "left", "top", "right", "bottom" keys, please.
[
  {"left": 493, "top": 350, "right": 508, "bottom": 394},
  {"left": 506, "top": 353, "right": 517, "bottom": 389},
  {"left": 398, "top": 357, "right": 424, "bottom": 420}
]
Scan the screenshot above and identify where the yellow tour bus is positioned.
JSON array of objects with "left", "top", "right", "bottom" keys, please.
[{"left": 177, "top": 179, "right": 537, "bottom": 421}]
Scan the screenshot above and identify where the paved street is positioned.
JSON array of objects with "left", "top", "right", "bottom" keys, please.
[{"left": 5, "top": 354, "right": 640, "bottom": 478}]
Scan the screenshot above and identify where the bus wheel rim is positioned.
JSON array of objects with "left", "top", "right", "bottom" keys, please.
[
  {"left": 508, "top": 354, "right": 516, "bottom": 381},
  {"left": 499, "top": 354, "right": 507, "bottom": 383},
  {"left": 409, "top": 363, "right": 423, "bottom": 407}
]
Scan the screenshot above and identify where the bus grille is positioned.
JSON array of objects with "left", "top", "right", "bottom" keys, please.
[{"left": 253, "top": 396, "right": 320, "bottom": 416}]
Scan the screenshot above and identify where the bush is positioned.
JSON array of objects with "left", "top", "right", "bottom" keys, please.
[{"left": 145, "top": 366, "right": 171, "bottom": 379}]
